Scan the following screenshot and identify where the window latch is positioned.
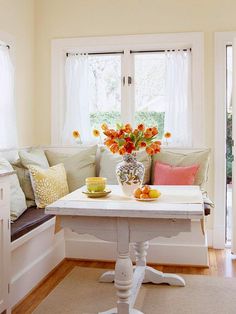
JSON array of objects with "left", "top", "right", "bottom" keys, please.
[
  {"left": 122, "top": 76, "right": 125, "bottom": 85},
  {"left": 128, "top": 76, "right": 132, "bottom": 85}
]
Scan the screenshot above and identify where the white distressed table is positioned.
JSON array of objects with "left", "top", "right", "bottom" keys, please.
[{"left": 46, "top": 185, "right": 204, "bottom": 314}]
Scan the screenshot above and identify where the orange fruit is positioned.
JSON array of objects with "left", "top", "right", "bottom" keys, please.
[
  {"left": 142, "top": 185, "right": 150, "bottom": 194},
  {"left": 134, "top": 188, "right": 142, "bottom": 199},
  {"left": 140, "top": 193, "right": 149, "bottom": 199}
]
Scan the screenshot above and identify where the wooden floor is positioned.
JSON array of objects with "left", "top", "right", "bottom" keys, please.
[{"left": 13, "top": 248, "right": 236, "bottom": 314}]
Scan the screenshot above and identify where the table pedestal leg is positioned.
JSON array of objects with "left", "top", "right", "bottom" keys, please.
[
  {"left": 100, "top": 241, "right": 185, "bottom": 287},
  {"left": 134, "top": 241, "right": 185, "bottom": 287}
]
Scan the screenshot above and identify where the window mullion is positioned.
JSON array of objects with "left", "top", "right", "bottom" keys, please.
[{"left": 121, "top": 49, "right": 134, "bottom": 125}]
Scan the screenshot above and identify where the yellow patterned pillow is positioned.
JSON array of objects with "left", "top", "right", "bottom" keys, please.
[{"left": 28, "top": 163, "right": 69, "bottom": 208}]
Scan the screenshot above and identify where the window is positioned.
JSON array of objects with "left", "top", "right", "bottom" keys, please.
[
  {"left": 52, "top": 33, "right": 204, "bottom": 146},
  {"left": 0, "top": 43, "right": 17, "bottom": 148},
  {"left": 134, "top": 52, "right": 166, "bottom": 140},
  {"left": 88, "top": 54, "right": 122, "bottom": 129}
]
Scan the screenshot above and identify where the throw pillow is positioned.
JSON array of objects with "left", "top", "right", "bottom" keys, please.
[
  {"left": 153, "top": 162, "right": 199, "bottom": 185},
  {"left": 99, "top": 148, "right": 152, "bottom": 185},
  {"left": 45, "top": 145, "right": 97, "bottom": 192},
  {"left": 0, "top": 157, "right": 27, "bottom": 221},
  {"left": 11, "top": 159, "right": 36, "bottom": 208},
  {"left": 28, "top": 163, "right": 69, "bottom": 208},
  {"left": 152, "top": 149, "right": 210, "bottom": 188},
  {"left": 19, "top": 148, "right": 49, "bottom": 169}
]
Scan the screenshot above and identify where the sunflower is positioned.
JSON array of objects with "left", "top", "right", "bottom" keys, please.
[
  {"left": 164, "top": 132, "right": 172, "bottom": 139},
  {"left": 93, "top": 129, "right": 100, "bottom": 137},
  {"left": 72, "top": 130, "right": 80, "bottom": 138}
]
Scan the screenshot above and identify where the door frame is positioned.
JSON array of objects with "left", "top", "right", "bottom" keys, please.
[{"left": 214, "top": 32, "right": 236, "bottom": 248}]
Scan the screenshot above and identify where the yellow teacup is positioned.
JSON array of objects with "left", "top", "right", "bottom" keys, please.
[{"left": 86, "top": 177, "right": 107, "bottom": 192}]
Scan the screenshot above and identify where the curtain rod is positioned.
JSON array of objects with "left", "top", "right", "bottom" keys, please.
[
  {"left": 66, "top": 48, "right": 191, "bottom": 57},
  {"left": 66, "top": 51, "right": 124, "bottom": 57},
  {"left": 130, "top": 48, "right": 191, "bottom": 54},
  {"left": 0, "top": 44, "right": 10, "bottom": 49}
]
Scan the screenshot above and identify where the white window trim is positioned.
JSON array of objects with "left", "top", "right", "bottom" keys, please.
[
  {"left": 51, "top": 32, "right": 204, "bottom": 147},
  {"left": 214, "top": 32, "right": 236, "bottom": 249}
]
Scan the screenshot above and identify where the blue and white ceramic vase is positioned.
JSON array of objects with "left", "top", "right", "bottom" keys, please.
[{"left": 116, "top": 153, "right": 145, "bottom": 197}]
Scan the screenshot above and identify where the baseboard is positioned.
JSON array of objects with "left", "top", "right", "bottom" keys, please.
[
  {"left": 10, "top": 230, "right": 65, "bottom": 307},
  {"left": 65, "top": 237, "right": 209, "bottom": 267}
]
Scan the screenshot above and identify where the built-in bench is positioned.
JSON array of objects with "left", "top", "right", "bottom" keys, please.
[{"left": 11, "top": 206, "right": 54, "bottom": 242}]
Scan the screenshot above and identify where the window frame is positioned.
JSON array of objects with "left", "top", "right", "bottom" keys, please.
[{"left": 51, "top": 33, "right": 204, "bottom": 147}]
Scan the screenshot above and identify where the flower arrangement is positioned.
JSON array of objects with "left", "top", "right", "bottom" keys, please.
[{"left": 101, "top": 123, "right": 161, "bottom": 156}]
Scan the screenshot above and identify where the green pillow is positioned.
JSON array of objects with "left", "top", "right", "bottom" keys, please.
[
  {"left": 152, "top": 149, "right": 210, "bottom": 188},
  {"left": 45, "top": 146, "right": 97, "bottom": 192},
  {"left": 19, "top": 148, "right": 49, "bottom": 169}
]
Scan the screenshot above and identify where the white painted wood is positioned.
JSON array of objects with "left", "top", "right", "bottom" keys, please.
[
  {"left": 99, "top": 308, "right": 143, "bottom": 314},
  {"left": 10, "top": 227, "right": 65, "bottom": 307},
  {"left": 47, "top": 185, "right": 204, "bottom": 313},
  {"left": 0, "top": 173, "right": 12, "bottom": 314},
  {"left": 232, "top": 37, "right": 236, "bottom": 254},
  {"left": 65, "top": 233, "right": 209, "bottom": 266},
  {"left": 143, "top": 266, "right": 185, "bottom": 286},
  {"left": 51, "top": 32, "right": 204, "bottom": 147},
  {"left": 46, "top": 185, "right": 204, "bottom": 220},
  {"left": 214, "top": 32, "right": 236, "bottom": 249},
  {"left": 114, "top": 218, "right": 134, "bottom": 314}
]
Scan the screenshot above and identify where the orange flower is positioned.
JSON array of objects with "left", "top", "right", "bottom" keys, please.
[
  {"left": 164, "top": 132, "right": 172, "bottom": 139},
  {"left": 101, "top": 123, "right": 108, "bottom": 131},
  {"left": 104, "top": 130, "right": 112, "bottom": 137},
  {"left": 146, "top": 146, "right": 154, "bottom": 155},
  {"left": 139, "top": 141, "right": 147, "bottom": 148},
  {"left": 154, "top": 140, "right": 162, "bottom": 145},
  {"left": 93, "top": 129, "right": 100, "bottom": 137},
  {"left": 72, "top": 130, "right": 80, "bottom": 138},
  {"left": 119, "top": 147, "right": 126, "bottom": 155},
  {"left": 152, "top": 127, "right": 158, "bottom": 136},
  {"left": 134, "top": 128, "right": 139, "bottom": 136},
  {"left": 144, "top": 130, "right": 153, "bottom": 139},
  {"left": 124, "top": 123, "right": 132, "bottom": 133},
  {"left": 137, "top": 124, "right": 145, "bottom": 131},
  {"left": 110, "top": 143, "right": 119, "bottom": 154},
  {"left": 117, "top": 129, "right": 125, "bottom": 138},
  {"left": 104, "top": 139, "right": 115, "bottom": 147}
]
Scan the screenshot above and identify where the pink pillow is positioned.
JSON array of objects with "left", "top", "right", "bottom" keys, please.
[{"left": 153, "top": 162, "right": 199, "bottom": 185}]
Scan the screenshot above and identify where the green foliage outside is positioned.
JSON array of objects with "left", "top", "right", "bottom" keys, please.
[
  {"left": 90, "top": 111, "right": 165, "bottom": 139},
  {"left": 227, "top": 112, "right": 233, "bottom": 183}
]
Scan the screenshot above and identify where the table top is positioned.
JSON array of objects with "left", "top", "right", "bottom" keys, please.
[{"left": 45, "top": 185, "right": 204, "bottom": 219}]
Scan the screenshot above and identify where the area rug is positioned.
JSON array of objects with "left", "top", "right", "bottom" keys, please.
[{"left": 33, "top": 267, "right": 236, "bottom": 314}]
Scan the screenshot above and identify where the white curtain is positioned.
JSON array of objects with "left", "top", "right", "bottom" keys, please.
[
  {"left": 164, "top": 49, "right": 192, "bottom": 147},
  {"left": 62, "top": 54, "right": 92, "bottom": 144},
  {"left": 0, "top": 46, "right": 17, "bottom": 148}
]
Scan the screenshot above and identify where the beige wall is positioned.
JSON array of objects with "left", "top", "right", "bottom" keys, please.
[
  {"left": 34, "top": 0, "right": 236, "bottom": 205},
  {"left": 2, "top": 0, "right": 235, "bottom": 220},
  {"left": 0, "top": 0, "right": 35, "bottom": 146}
]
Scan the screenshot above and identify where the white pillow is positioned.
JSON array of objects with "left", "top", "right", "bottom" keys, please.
[
  {"left": 19, "top": 148, "right": 49, "bottom": 169},
  {"left": 0, "top": 157, "right": 27, "bottom": 221},
  {"left": 99, "top": 148, "right": 151, "bottom": 185}
]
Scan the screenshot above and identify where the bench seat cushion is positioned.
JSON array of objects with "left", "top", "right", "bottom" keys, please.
[{"left": 11, "top": 206, "right": 54, "bottom": 242}]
